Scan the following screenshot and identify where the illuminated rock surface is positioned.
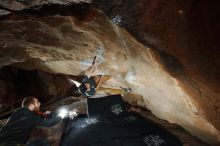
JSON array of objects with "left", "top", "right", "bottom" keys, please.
[{"left": 0, "top": 1, "right": 219, "bottom": 145}]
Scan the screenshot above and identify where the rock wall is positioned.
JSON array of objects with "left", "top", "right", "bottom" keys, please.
[
  {"left": 94, "top": 0, "right": 220, "bottom": 144},
  {"left": 0, "top": 1, "right": 219, "bottom": 144}
]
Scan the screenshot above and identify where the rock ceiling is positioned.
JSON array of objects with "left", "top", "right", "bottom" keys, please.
[{"left": 0, "top": 0, "right": 219, "bottom": 145}]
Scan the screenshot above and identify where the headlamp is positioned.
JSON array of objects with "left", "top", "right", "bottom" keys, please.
[
  {"left": 58, "top": 108, "right": 78, "bottom": 119},
  {"left": 67, "top": 78, "right": 81, "bottom": 87},
  {"left": 58, "top": 108, "right": 68, "bottom": 119}
]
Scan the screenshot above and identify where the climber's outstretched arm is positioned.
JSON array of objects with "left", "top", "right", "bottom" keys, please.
[{"left": 84, "top": 56, "right": 99, "bottom": 78}]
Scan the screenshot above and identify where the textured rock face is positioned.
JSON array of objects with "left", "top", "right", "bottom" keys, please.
[
  {"left": 94, "top": 0, "right": 220, "bottom": 129},
  {"left": 0, "top": 0, "right": 91, "bottom": 10},
  {"left": 94, "top": 0, "right": 220, "bottom": 144},
  {"left": 0, "top": 1, "right": 219, "bottom": 145}
]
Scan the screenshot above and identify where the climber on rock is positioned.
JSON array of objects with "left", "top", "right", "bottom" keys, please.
[
  {"left": 78, "top": 56, "right": 103, "bottom": 97},
  {"left": 0, "top": 96, "right": 62, "bottom": 146},
  {"left": 78, "top": 56, "right": 131, "bottom": 97}
]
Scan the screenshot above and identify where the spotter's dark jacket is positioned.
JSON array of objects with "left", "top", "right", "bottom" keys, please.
[{"left": 0, "top": 108, "right": 61, "bottom": 145}]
